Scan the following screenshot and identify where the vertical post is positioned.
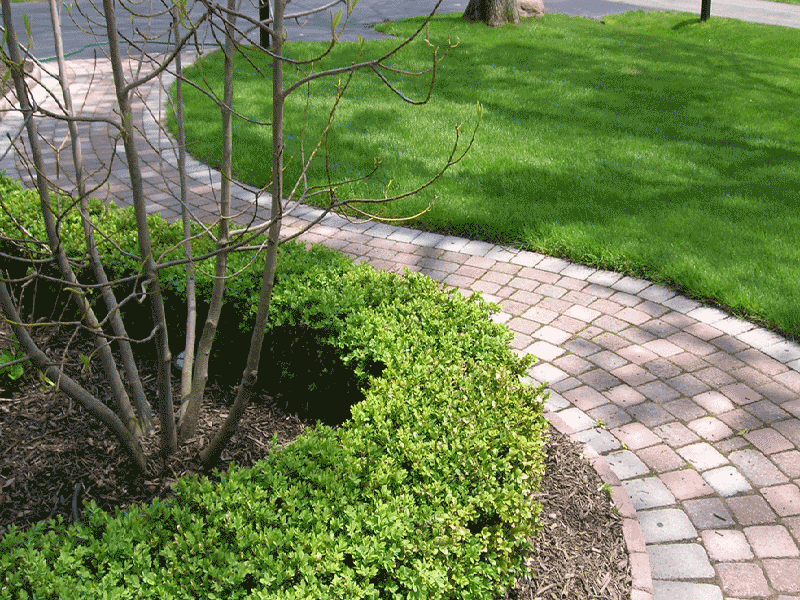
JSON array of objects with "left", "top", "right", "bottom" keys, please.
[
  {"left": 700, "top": 0, "right": 711, "bottom": 21},
  {"left": 260, "top": 0, "right": 270, "bottom": 48}
]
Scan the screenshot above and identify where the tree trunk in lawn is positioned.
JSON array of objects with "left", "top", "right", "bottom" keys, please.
[{"left": 463, "top": 0, "right": 519, "bottom": 27}]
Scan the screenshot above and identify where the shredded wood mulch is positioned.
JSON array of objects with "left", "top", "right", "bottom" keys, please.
[
  {"left": 506, "top": 427, "right": 631, "bottom": 599},
  {"left": 0, "top": 322, "right": 631, "bottom": 600}
]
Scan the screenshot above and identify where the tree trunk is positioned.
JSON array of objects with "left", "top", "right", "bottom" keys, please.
[
  {"left": 200, "top": 0, "right": 286, "bottom": 470},
  {"left": 3, "top": 0, "right": 144, "bottom": 443},
  {"left": 172, "top": 6, "right": 198, "bottom": 424},
  {"left": 463, "top": 0, "right": 519, "bottom": 27},
  {"left": 178, "top": 0, "right": 236, "bottom": 442},
  {"left": 48, "top": 0, "right": 154, "bottom": 437},
  {"left": 102, "top": 0, "right": 177, "bottom": 458}
]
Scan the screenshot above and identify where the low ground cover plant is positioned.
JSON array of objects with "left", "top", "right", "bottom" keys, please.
[
  {"left": 0, "top": 176, "right": 549, "bottom": 599},
  {"left": 173, "top": 11, "right": 800, "bottom": 340}
]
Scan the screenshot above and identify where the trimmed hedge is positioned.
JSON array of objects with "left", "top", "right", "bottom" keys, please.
[{"left": 0, "top": 175, "right": 549, "bottom": 599}]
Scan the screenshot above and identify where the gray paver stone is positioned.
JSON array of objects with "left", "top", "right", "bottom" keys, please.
[
  {"left": 460, "top": 240, "right": 496, "bottom": 256},
  {"left": 510, "top": 251, "right": 544, "bottom": 267},
  {"left": 683, "top": 498, "right": 735, "bottom": 529},
  {"left": 638, "top": 284, "right": 676, "bottom": 304},
  {"left": 386, "top": 227, "right": 422, "bottom": 244},
  {"left": 587, "top": 403, "right": 633, "bottom": 429},
  {"left": 623, "top": 477, "right": 677, "bottom": 510},
  {"left": 612, "top": 276, "right": 651, "bottom": 294},
  {"left": 774, "top": 419, "right": 800, "bottom": 446},
  {"left": 543, "top": 390, "right": 570, "bottom": 411},
  {"left": 638, "top": 508, "right": 698, "bottom": 543},
  {"left": 648, "top": 544, "right": 714, "bottom": 579},
  {"left": 409, "top": 231, "right": 445, "bottom": 247},
  {"left": 738, "top": 327, "right": 787, "bottom": 349},
  {"left": 365, "top": 223, "right": 399, "bottom": 239},
  {"left": 560, "top": 263, "right": 596, "bottom": 280},
  {"left": 529, "top": 363, "right": 568, "bottom": 384},
  {"left": 574, "top": 427, "right": 622, "bottom": 454},
  {"left": 663, "top": 295, "right": 701, "bottom": 314},
  {"left": 687, "top": 306, "right": 729, "bottom": 325},
  {"left": 729, "top": 449, "right": 789, "bottom": 487},
  {"left": 435, "top": 236, "right": 469, "bottom": 253},
  {"left": 745, "top": 399, "right": 790, "bottom": 424},
  {"left": 762, "top": 340, "right": 800, "bottom": 364},
  {"left": 587, "top": 269, "right": 622, "bottom": 286},
  {"left": 606, "top": 450, "right": 651, "bottom": 480},
  {"left": 712, "top": 317, "right": 754, "bottom": 336},
  {"left": 556, "top": 407, "right": 595, "bottom": 432},
  {"left": 701, "top": 466, "right": 753, "bottom": 497},
  {"left": 341, "top": 221, "right": 373, "bottom": 234},
  {"left": 626, "top": 402, "right": 674, "bottom": 427},
  {"left": 484, "top": 246, "right": 518, "bottom": 262},
  {"left": 652, "top": 581, "right": 722, "bottom": 600},
  {"left": 537, "top": 256, "right": 570, "bottom": 273}
]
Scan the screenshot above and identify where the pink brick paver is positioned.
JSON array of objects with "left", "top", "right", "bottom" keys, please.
[
  {"left": 612, "top": 423, "right": 662, "bottom": 450},
  {"left": 744, "top": 428, "right": 794, "bottom": 454},
  {"left": 677, "top": 442, "right": 729, "bottom": 471},
  {"left": 687, "top": 416, "right": 734, "bottom": 442},
  {"left": 659, "top": 469, "right": 715, "bottom": 500},
  {"left": 743, "top": 525, "right": 800, "bottom": 557},
  {"left": 762, "top": 559, "right": 800, "bottom": 593},
  {"left": 762, "top": 484, "right": 800, "bottom": 517},
  {"left": 701, "top": 530, "right": 753, "bottom": 561},
  {"left": 716, "top": 563, "right": 771, "bottom": 597},
  {"left": 773, "top": 450, "right": 800, "bottom": 478},
  {"left": 5, "top": 36, "right": 800, "bottom": 600}
]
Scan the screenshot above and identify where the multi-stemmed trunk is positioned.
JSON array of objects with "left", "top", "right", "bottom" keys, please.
[
  {"left": 1, "top": 0, "right": 149, "bottom": 471},
  {"left": 102, "top": 0, "right": 177, "bottom": 458}
]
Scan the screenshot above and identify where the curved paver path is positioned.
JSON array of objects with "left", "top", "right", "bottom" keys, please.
[{"left": 3, "top": 1, "right": 800, "bottom": 599}]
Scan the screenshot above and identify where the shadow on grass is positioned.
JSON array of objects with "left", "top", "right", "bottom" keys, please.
[{"left": 180, "top": 13, "right": 800, "bottom": 338}]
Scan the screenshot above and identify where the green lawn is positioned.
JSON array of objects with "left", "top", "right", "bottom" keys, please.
[{"left": 173, "top": 11, "right": 800, "bottom": 341}]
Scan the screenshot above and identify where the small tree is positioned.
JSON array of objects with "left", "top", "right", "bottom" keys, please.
[
  {"left": 463, "top": 0, "right": 520, "bottom": 27},
  {"left": 0, "top": 0, "right": 475, "bottom": 479}
]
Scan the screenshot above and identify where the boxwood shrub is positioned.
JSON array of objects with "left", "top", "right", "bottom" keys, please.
[{"left": 0, "top": 175, "right": 549, "bottom": 599}]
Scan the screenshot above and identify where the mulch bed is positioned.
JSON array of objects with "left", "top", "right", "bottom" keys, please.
[{"left": 0, "top": 320, "right": 631, "bottom": 599}]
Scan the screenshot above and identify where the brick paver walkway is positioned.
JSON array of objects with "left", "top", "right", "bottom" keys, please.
[{"left": 2, "top": 41, "right": 800, "bottom": 600}]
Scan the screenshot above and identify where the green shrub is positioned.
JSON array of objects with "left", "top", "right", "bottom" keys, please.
[{"left": 0, "top": 174, "right": 549, "bottom": 599}]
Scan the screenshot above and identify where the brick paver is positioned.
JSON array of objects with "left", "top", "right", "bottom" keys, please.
[
  {"left": 716, "top": 563, "right": 771, "bottom": 597},
  {"left": 743, "top": 525, "right": 799, "bottom": 557},
  {"left": 726, "top": 494, "right": 778, "bottom": 526},
  {"left": 3, "top": 16, "right": 800, "bottom": 600},
  {"left": 701, "top": 530, "right": 753, "bottom": 561}
]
